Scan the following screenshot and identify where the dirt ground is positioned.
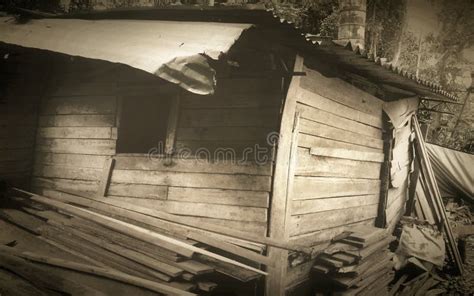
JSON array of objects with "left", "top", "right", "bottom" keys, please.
[{"left": 440, "top": 235, "right": 474, "bottom": 295}]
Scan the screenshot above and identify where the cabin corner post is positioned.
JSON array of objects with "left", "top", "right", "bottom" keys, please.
[
  {"left": 375, "top": 112, "right": 393, "bottom": 228},
  {"left": 266, "top": 55, "right": 304, "bottom": 296}
]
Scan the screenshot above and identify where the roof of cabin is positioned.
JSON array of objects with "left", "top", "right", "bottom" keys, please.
[
  {"left": 0, "top": 5, "right": 459, "bottom": 101},
  {"left": 0, "top": 16, "right": 251, "bottom": 95}
]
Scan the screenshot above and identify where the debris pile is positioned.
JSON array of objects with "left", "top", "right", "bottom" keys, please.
[
  {"left": 0, "top": 188, "right": 269, "bottom": 295},
  {"left": 312, "top": 225, "right": 396, "bottom": 295},
  {"left": 388, "top": 217, "right": 448, "bottom": 295},
  {"left": 388, "top": 268, "right": 447, "bottom": 296},
  {"left": 445, "top": 199, "right": 474, "bottom": 239}
]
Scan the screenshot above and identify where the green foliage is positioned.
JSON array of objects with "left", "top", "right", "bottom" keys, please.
[
  {"left": 69, "top": 0, "right": 92, "bottom": 11},
  {"left": 269, "top": 0, "right": 339, "bottom": 37},
  {"left": 416, "top": 0, "right": 473, "bottom": 152},
  {"left": 1, "top": 0, "right": 64, "bottom": 12},
  {"left": 366, "top": 0, "right": 407, "bottom": 59}
]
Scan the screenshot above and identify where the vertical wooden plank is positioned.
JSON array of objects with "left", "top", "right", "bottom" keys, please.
[
  {"left": 266, "top": 56, "right": 304, "bottom": 296},
  {"left": 283, "top": 112, "right": 300, "bottom": 235},
  {"left": 375, "top": 113, "right": 393, "bottom": 228},
  {"left": 165, "top": 93, "right": 181, "bottom": 155},
  {"left": 413, "top": 117, "right": 464, "bottom": 274},
  {"left": 405, "top": 141, "right": 420, "bottom": 216},
  {"left": 97, "top": 157, "right": 115, "bottom": 198},
  {"left": 115, "top": 96, "right": 123, "bottom": 128}
]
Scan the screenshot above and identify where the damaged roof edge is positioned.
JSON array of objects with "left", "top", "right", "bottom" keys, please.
[
  {"left": 268, "top": 8, "right": 460, "bottom": 102},
  {"left": 0, "top": 17, "right": 252, "bottom": 95}
]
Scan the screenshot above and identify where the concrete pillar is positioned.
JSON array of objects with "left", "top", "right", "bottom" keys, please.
[{"left": 338, "top": 0, "right": 367, "bottom": 49}]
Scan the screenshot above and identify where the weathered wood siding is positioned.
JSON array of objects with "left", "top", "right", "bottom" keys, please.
[
  {"left": 0, "top": 48, "right": 43, "bottom": 187},
  {"left": 0, "top": 94, "right": 38, "bottom": 186},
  {"left": 280, "top": 62, "right": 385, "bottom": 294},
  {"left": 32, "top": 58, "right": 277, "bottom": 236},
  {"left": 176, "top": 77, "right": 282, "bottom": 158},
  {"left": 287, "top": 64, "right": 384, "bottom": 245}
]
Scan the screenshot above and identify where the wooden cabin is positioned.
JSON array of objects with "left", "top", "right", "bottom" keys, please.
[{"left": 0, "top": 5, "right": 458, "bottom": 296}]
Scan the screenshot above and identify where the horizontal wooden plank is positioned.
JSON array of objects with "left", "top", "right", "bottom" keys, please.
[
  {"left": 0, "top": 160, "right": 32, "bottom": 174},
  {"left": 41, "top": 96, "right": 117, "bottom": 115},
  {"left": 177, "top": 126, "right": 273, "bottom": 142},
  {"left": 299, "top": 66, "right": 383, "bottom": 116},
  {"left": 39, "top": 114, "right": 116, "bottom": 127},
  {"left": 35, "top": 152, "right": 107, "bottom": 169},
  {"left": 31, "top": 177, "right": 98, "bottom": 195},
  {"left": 297, "top": 103, "right": 382, "bottom": 139},
  {"left": 292, "top": 177, "right": 380, "bottom": 200},
  {"left": 179, "top": 108, "right": 279, "bottom": 127},
  {"left": 0, "top": 113, "right": 37, "bottom": 126},
  {"left": 0, "top": 149, "right": 32, "bottom": 162},
  {"left": 175, "top": 140, "right": 273, "bottom": 160},
  {"left": 0, "top": 127, "right": 36, "bottom": 139},
  {"left": 0, "top": 102, "right": 37, "bottom": 115},
  {"left": 49, "top": 82, "right": 117, "bottom": 97},
  {"left": 116, "top": 84, "right": 176, "bottom": 97},
  {"left": 101, "top": 195, "right": 267, "bottom": 224},
  {"left": 36, "top": 138, "right": 116, "bottom": 155},
  {"left": 37, "top": 127, "right": 115, "bottom": 139},
  {"left": 0, "top": 137, "right": 35, "bottom": 149},
  {"left": 296, "top": 88, "right": 382, "bottom": 128},
  {"left": 298, "top": 133, "right": 381, "bottom": 153},
  {"left": 33, "top": 164, "right": 101, "bottom": 181},
  {"left": 100, "top": 196, "right": 166, "bottom": 208},
  {"left": 289, "top": 219, "right": 374, "bottom": 247},
  {"left": 5, "top": 84, "right": 44, "bottom": 97},
  {"left": 299, "top": 118, "right": 383, "bottom": 149},
  {"left": 114, "top": 155, "right": 272, "bottom": 176},
  {"left": 296, "top": 148, "right": 382, "bottom": 179},
  {"left": 202, "top": 77, "right": 281, "bottom": 95},
  {"left": 173, "top": 216, "right": 267, "bottom": 236},
  {"left": 289, "top": 204, "right": 378, "bottom": 236},
  {"left": 297, "top": 88, "right": 382, "bottom": 128},
  {"left": 108, "top": 183, "right": 168, "bottom": 200},
  {"left": 168, "top": 187, "right": 269, "bottom": 208},
  {"left": 181, "top": 93, "right": 280, "bottom": 109},
  {"left": 164, "top": 201, "right": 267, "bottom": 223},
  {"left": 111, "top": 169, "right": 271, "bottom": 191},
  {"left": 0, "top": 172, "right": 31, "bottom": 180},
  {"left": 309, "top": 147, "right": 384, "bottom": 163},
  {"left": 290, "top": 194, "right": 379, "bottom": 215}
]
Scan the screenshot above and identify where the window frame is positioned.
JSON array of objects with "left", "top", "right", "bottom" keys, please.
[{"left": 114, "top": 92, "right": 180, "bottom": 156}]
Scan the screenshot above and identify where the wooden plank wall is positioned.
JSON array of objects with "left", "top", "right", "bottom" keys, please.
[
  {"left": 176, "top": 77, "right": 282, "bottom": 159},
  {"left": 32, "top": 58, "right": 279, "bottom": 236},
  {"left": 0, "top": 93, "right": 38, "bottom": 187},
  {"left": 283, "top": 63, "right": 385, "bottom": 293},
  {"left": 288, "top": 65, "right": 384, "bottom": 245},
  {"left": 0, "top": 48, "right": 45, "bottom": 187}
]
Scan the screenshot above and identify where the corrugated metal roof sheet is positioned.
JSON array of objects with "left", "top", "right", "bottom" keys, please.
[
  {"left": 0, "top": 17, "right": 251, "bottom": 94},
  {"left": 267, "top": 8, "right": 459, "bottom": 102},
  {"left": 0, "top": 7, "right": 459, "bottom": 101}
]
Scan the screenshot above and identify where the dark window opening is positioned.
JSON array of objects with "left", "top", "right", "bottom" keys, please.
[{"left": 116, "top": 96, "right": 171, "bottom": 154}]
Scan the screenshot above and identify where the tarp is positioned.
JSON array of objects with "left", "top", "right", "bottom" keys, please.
[
  {"left": 427, "top": 143, "right": 474, "bottom": 202},
  {"left": 0, "top": 17, "right": 251, "bottom": 95},
  {"left": 394, "top": 224, "right": 445, "bottom": 268},
  {"left": 383, "top": 96, "right": 419, "bottom": 129}
]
